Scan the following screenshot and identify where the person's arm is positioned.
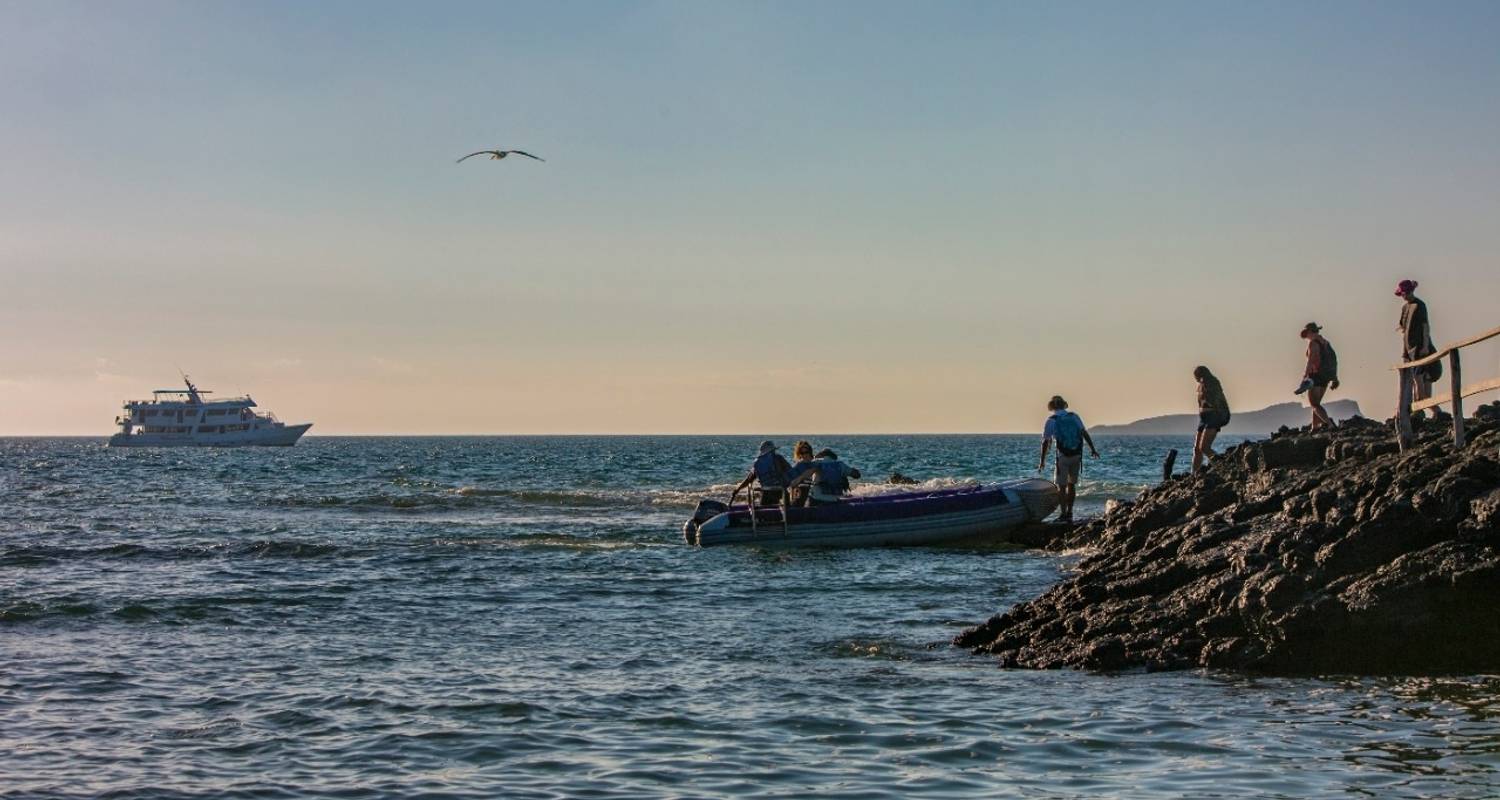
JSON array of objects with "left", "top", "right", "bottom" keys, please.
[
  {"left": 1038, "top": 438, "right": 1050, "bottom": 471},
  {"left": 729, "top": 470, "right": 754, "bottom": 503},
  {"left": 1082, "top": 428, "right": 1099, "bottom": 458},
  {"left": 787, "top": 466, "right": 820, "bottom": 489},
  {"left": 848, "top": 466, "right": 861, "bottom": 480},
  {"left": 1305, "top": 341, "right": 1321, "bottom": 378}
]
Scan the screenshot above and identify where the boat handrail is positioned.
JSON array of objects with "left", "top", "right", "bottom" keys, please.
[
  {"left": 123, "top": 395, "right": 255, "bottom": 406},
  {"left": 747, "top": 486, "right": 789, "bottom": 536}
]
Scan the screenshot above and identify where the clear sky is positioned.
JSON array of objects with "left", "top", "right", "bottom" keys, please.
[{"left": 3, "top": 0, "right": 1498, "bottom": 434}]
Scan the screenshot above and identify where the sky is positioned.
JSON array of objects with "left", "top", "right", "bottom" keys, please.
[{"left": 2, "top": 0, "right": 1498, "bottom": 434}]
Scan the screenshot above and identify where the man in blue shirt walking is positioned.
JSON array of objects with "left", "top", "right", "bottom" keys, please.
[{"left": 1038, "top": 395, "right": 1099, "bottom": 523}]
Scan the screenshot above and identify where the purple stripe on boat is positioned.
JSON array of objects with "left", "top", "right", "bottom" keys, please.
[{"left": 723, "top": 485, "right": 1007, "bottom": 527}]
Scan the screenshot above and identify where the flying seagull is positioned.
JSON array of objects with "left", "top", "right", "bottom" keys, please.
[{"left": 456, "top": 149, "right": 545, "bottom": 164}]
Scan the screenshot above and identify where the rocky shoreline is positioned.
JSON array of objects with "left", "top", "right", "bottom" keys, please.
[{"left": 958, "top": 403, "right": 1500, "bottom": 675}]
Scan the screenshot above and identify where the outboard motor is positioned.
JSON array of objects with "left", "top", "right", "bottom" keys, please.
[{"left": 683, "top": 499, "right": 729, "bottom": 546}]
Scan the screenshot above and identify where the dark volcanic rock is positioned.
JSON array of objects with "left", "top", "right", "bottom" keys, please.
[{"left": 957, "top": 406, "right": 1500, "bottom": 675}]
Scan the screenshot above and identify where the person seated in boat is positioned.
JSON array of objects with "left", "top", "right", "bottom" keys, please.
[
  {"left": 730, "top": 440, "right": 791, "bottom": 507},
  {"left": 787, "top": 449, "right": 862, "bottom": 506},
  {"left": 784, "top": 440, "right": 816, "bottom": 507}
]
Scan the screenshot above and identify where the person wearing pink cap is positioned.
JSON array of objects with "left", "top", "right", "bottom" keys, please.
[{"left": 1396, "top": 280, "right": 1440, "bottom": 407}]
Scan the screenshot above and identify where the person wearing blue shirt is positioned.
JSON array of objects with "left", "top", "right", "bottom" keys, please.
[
  {"left": 787, "top": 449, "right": 862, "bottom": 506},
  {"left": 730, "top": 440, "right": 791, "bottom": 507},
  {"left": 1038, "top": 395, "right": 1099, "bottom": 523},
  {"left": 783, "top": 440, "right": 816, "bottom": 507}
]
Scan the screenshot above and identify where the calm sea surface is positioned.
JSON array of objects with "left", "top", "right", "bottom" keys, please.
[{"left": 3, "top": 435, "right": 1497, "bottom": 799}]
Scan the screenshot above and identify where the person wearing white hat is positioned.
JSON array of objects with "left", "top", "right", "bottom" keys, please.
[{"left": 729, "top": 440, "right": 791, "bottom": 507}]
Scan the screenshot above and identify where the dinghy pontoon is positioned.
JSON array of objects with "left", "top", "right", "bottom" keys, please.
[{"left": 683, "top": 478, "right": 1059, "bottom": 548}]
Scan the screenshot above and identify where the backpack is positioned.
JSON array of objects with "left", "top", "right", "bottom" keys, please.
[
  {"left": 1053, "top": 412, "right": 1085, "bottom": 457},
  {"left": 1316, "top": 339, "right": 1339, "bottom": 382}
]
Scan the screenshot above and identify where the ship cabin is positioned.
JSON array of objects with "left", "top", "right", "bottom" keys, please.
[{"left": 114, "top": 379, "right": 278, "bottom": 437}]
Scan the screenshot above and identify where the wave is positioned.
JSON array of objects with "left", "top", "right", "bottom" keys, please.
[
  {"left": 254, "top": 473, "right": 1144, "bottom": 516},
  {"left": 847, "top": 477, "right": 981, "bottom": 498},
  {"left": 431, "top": 533, "right": 661, "bottom": 552},
  {"left": 0, "top": 539, "right": 338, "bottom": 567},
  {"left": 1072, "top": 479, "right": 1151, "bottom": 501},
  {"left": 268, "top": 482, "right": 743, "bottom": 513}
]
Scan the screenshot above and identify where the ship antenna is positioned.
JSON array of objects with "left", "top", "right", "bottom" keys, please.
[{"left": 179, "top": 368, "right": 201, "bottom": 404}]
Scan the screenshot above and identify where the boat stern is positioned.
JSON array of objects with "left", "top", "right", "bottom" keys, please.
[
  {"left": 683, "top": 499, "right": 729, "bottom": 546},
  {"left": 1003, "top": 478, "right": 1061, "bottom": 522}
]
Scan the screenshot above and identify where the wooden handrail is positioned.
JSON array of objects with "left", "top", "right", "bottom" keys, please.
[
  {"left": 1392, "top": 323, "right": 1500, "bottom": 370},
  {"left": 1411, "top": 376, "right": 1500, "bottom": 414},
  {"left": 1394, "top": 321, "right": 1500, "bottom": 451}
]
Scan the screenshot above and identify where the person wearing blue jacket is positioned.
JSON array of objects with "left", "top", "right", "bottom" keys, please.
[
  {"left": 730, "top": 440, "right": 791, "bottom": 507},
  {"left": 786, "top": 449, "right": 862, "bottom": 506},
  {"left": 1038, "top": 395, "right": 1099, "bottom": 523}
]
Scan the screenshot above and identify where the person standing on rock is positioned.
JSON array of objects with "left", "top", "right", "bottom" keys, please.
[
  {"left": 1192, "top": 367, "right": 1230, "bottom": 472},
  {"left": 1298, "top": 323, "right": 1339, "bottom": 430},
  {"left": 1396, "top": 279, "right": 1441, "bottom": 409},
  {"left": 1038, "top": 395, "right": 1099, "bottom": 523}
]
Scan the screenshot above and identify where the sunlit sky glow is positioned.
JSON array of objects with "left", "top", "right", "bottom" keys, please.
[{"left": 2, "top": 0, "right": 1498, "bottom": 434}]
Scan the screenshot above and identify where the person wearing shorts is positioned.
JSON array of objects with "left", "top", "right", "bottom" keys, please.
[
  {"left": 1300, "top": 322, "right": 1339, "bottom": 430},
  {"left": 1193, "top": 366, "right": 1231, "bottom": 472},
  {"left": 1038, "top": 395, "right": 1099, "bottom": 523}
]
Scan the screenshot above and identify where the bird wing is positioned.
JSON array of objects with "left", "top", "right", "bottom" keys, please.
[
  {"left": 506, "top": 150, "right": 545, "bottom": 161},
  {"left": 456, "top": 151, "right": 499, "bottom": 163}
]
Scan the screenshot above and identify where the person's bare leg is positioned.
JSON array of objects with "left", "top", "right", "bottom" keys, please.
[
  {"left": 1415, "top": 373, "right": 1433, "bottom": 401},
  {"left": 1308, "top": 385, "right": 1332, "bottom": 429},
  {"left": 1198, "top": 428, "right": 1220, "bottom": 471},
  {"left": 1413, "top": 374, "right": 1433, "bottom": 419},
  {"left": 1192, "top": 430, "right": 1206, "bottom": 472}
]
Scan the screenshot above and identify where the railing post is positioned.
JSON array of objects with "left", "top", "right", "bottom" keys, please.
[
  {"left": 1396, "top": 366, "right": 1414, "bottom": 450},
  {"left": 1450, "top": 349, "right": 1465, "bottom": 448}
]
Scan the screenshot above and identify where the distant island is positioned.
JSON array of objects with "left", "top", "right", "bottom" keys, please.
[{"left": 1091, "top": 400, "right": 1363, "bottom": 436}]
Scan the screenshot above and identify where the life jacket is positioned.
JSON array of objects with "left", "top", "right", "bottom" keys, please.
[
  {"left": 753, "top": 452, "right": 790, "bottom": 488},
  {"left": 813, "top": 459, "right": 851, "bottom": 497},
  {"left": 1052, "top": 411, "right": 1085, "bottom": 457}
]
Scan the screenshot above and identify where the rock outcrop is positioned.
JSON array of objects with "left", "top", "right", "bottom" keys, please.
[{"left": 958, "top": 403, "right": 1500, "bottom": 675}]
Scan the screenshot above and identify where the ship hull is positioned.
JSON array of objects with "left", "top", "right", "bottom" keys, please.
[{"left": 108, "top": 423, "right": 311, "bottom": 448}]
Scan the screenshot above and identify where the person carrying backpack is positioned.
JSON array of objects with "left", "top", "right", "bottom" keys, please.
[
  {"left": 1038, "top": 395, "right": 1099, "bottom": 523},
  {"left": 1396, "top": 279, "right": 1442, "bottom": 412},
  {"left": 1297, "top": 322, "right": 1339, "bottom": 430}
]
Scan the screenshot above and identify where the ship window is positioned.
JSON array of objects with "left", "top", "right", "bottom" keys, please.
[
  {"left": 197, "top": 426, "right": 215, "bottom": 433},
  {"left": 176, "top": 427, "right": 190, "bottom": 433},
  {"left": 145, "top": 410, "right": 159, "bottom": 417},
  {"left": 207, "top": 409, "right": 225, "bottom": 416}
]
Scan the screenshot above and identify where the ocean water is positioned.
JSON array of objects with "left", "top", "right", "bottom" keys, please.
[{"left": 2, "top": 435, "right": 1497, "bottom": 799}]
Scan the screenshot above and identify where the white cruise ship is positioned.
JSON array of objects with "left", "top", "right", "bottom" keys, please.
[{"left": 108, "top": 377, "right": 311, "bottom": 447}]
